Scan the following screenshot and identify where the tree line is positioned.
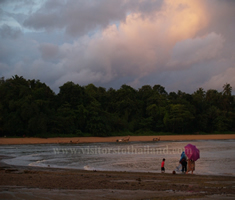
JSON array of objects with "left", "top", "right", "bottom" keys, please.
[{"left": 0, "top": 75, "right": 234, "bottom": 137}]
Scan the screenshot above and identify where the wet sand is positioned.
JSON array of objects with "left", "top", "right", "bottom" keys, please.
[
  {"left": 0, "top": 160, "right": 235, "bottom": 200},
  {"left": 1, "top": 134, "right": 235, "bottom": 145}
]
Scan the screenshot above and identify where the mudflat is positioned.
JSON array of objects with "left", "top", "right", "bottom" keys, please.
[{"left": 0, "top": 158, "right": 235, "bottom": 199}]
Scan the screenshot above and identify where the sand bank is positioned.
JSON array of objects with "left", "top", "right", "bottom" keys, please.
[{"left": 0, "top": 134, "right": 235, "bottom": 145}]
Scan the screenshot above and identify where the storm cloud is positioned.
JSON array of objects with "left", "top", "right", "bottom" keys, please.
[
  {"left": 0, "top": 0, "right": 234, "bottom": 93},
  {"left": 0, "top": 24, "right": 22, "bottom": 39}
]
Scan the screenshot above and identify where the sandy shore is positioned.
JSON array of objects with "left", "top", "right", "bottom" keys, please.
[
  {"left": 1, "top": 134, "right": 235, "bottom": 199},
  {"left": 1, "top": 134, "right": 235, "bottom": 145},
  {"left": 0, "top": 159, "right": 235, "bottom": 200}
]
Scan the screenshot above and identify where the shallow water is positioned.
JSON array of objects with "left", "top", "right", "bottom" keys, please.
[{"left": 0, "top": 140, "right": 234, "bottom": 176}]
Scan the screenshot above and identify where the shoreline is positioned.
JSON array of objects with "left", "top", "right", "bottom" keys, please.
[{"left": 1, "top": 134, "right": 235, "bottom": 145}]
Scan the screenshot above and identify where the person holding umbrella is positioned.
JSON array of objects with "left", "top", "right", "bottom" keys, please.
[
  {"left": 186, "top": 159, "right": 195, "bottom": 174},
  {"left": 184, "top": 144, "right": 200, "bottom": 174}
]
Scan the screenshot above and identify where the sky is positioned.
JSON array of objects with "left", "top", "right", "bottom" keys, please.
[{"left": 0, "top": 0, "right": 235, "bottom": 94}]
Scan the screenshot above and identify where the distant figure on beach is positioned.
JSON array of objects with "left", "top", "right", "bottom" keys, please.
[
  {"left": 186, "top": 159, "right": 195, "bottom": 174},
  {"left": 116, "top": 136, "right": 130, "bottom": 142},
  {"left": 153, "top": 137, "right": 160, "bottom": 141},
  {"left": 161, "top": 158, "right": 165, "bottom": 173},
  {"left": 69, "top": 139, "right": 79, "bottom": 144},
  {"left": 180, "top": 151, "right": 187, "bottom": 173}
]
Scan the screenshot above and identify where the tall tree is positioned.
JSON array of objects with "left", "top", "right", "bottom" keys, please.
[{"left": 163, "top": 104, "right": 194, "bottom": 133}]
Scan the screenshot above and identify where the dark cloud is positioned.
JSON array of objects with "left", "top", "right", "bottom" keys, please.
[
  {"left": 0, "top": 0, "right": 8, "bottom": 4},
  {"left": 23, "top": 0, "right": 127, "bottom": 36},
  {"left": 0, "top": 24, "right": 22, "bottom": 39},
  {"left": 126, "top": 0, "right": 164, "bottom": 15},
  {"left": 23, "top": 0, "right": 164, "bottom": 37},
  {"left": 9, "top": 12, "right": 28, "bottom": 26},
  {"left": 0, "top": 0, "right": 40, "bottom": 8},
  {"left": 1, "top": 0, "right": 235, "bottom": 94},
  {"left": 39, "top": 43, "right": 59, "bottom": 61},
  {"left": 0, "top": 8, "right": 4, "bottom": 21}
]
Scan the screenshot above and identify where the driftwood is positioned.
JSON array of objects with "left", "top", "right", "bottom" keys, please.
[
  {"left": 116, "top": 136, "right": 130, "bottom": 142},
  {"left": 153, "top": 137, "right": 160, "bottom": 141}
]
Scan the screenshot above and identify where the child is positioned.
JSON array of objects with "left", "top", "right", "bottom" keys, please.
[{"left": 161, "top": 158, "right": 165, "bottom": 173}]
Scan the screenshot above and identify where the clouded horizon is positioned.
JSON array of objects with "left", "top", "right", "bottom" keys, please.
[{"left": 1, "top": 0, "right": 235, "bottom": 94}]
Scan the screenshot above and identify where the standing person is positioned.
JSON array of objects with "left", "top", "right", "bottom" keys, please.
[
  {"left": 186, "top": 159, "right": 195, "bottom": 174},
  {"left": 180, "top": 157, "right": 187, "bottom": 173},
  {"left": 161, "top": 158, "right": 165, "bottom": 173},
  {"left": 180, "top": 151, "right": 187, "bottom": 173}
]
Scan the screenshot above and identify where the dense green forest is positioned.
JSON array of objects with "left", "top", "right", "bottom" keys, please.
[{"left": 0, "top": 75, "right": 234, "bottom": 137}]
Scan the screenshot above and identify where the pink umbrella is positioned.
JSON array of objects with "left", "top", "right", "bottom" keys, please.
[{"left": 184, "top": 144, "right": 200, "bottom": 161}]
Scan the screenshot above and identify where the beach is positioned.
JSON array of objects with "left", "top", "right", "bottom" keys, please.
[
  {"left": 1, "top": 159, "right": 235, "bottom": 199},
  {"left": 1, "top": 135, "right": 235, "bottom": 199},
  {"left": 1, "top": 134, "right": 235, "bottom": 145}
]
